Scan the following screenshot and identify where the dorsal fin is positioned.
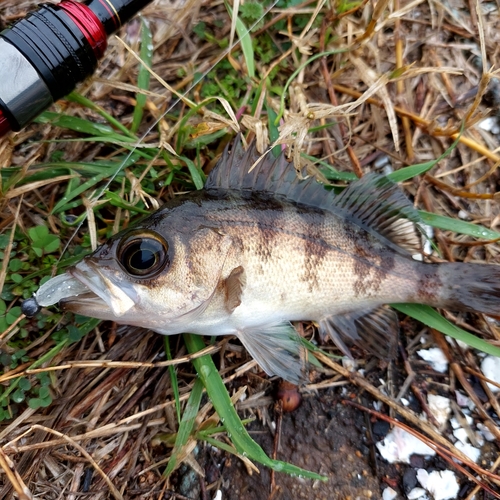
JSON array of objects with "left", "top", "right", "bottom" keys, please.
[
  {"left": 205, "top": 136, "right": 423, "bottom": 255},
  {"left": 205, "top": 134, "right": 291, "bottom": 191},
  {"left": 205, "top": 134, "right": 338, "bottom": 208},
  {"left": 329, "top": 173, "right": 423, "bottom": 254}
]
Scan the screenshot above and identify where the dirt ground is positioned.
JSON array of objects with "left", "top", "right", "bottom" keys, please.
[
  {"left": 218, "top": 391, "right": 389, "bottom": 500},
  {"left": 173, "top": 379, "right": 496, "bottom": 500}
]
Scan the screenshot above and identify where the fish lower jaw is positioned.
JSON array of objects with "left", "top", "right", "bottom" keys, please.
[{"left": 60, "top": 294, "right": 113, "bottom": 317}]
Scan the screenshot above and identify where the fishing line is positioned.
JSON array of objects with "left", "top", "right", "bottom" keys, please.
[{"left": 57, "top": 0, "right": 281, "bottom": 263}]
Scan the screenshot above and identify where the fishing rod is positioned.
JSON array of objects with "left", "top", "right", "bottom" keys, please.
[{"left": 0, "top": 0, "right": 153, "bottom": 137}]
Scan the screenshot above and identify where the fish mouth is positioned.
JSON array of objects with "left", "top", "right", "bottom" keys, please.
[{"left": 60, "top": 259, "right": 139, "bottom": 318}]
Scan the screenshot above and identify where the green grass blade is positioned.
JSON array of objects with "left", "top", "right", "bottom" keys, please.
[
  {"left": 183, "top": 333, "right": 327, "bottom": 480},
  {"left": 131, "top": 18, "right": 153, "bottom": 133},
  {"left": 299, "top": 337, "right": 338, "bottom": 367},
  {"left": 2, "top": 159, "right": 133, "bottom": 186},
  {"left": 163, "top": 377, "right": 204, "bottom": 478},
  {"left": 266, "top": 100, "right": 282, "bottom": 157},
  {"left": 51, "top": 172, "right": 107, "bottom": 215},
  {"left": 388, "top": 160, "right": 441, "bottom": 183},
  {"left": 301, "top": 153, "right": 358, "bottom": 182},
  {"left": 392, "top": 304, "right": 500, "bottom": 357},
  {"left": 184, "top": 129, "right": 227, "bottom": 149},
  {"left": 104, "top": 191, "right": 150, "bottom": 215},
  {"left": 224, "top": 1, "right": 255, "bottom": 78},
  {"left": 164, "top": 336, "right": 181, "bottom": 424},
  {"left": 235, "top": 16, "right": 255, "bottom": 78},
  {"left": 418, "top": 211, "right": 500, "bottom": 239},
  {"left": 178, "top": 156, "right": 205, "bottom": 190},
  {"left": 198, "top": 435, "right": 248, "bottom": 457},
  {"left": 388, "top": 125, "right": 463, "bottom": 183},
  {"left": 66, "top": 93, "right": 136, "bottom": 139},
  {"left": 196, "top": 418, "right": 255, "bottom": 439},
  {"left": 36, "top": 111, "right": 121, "bottom": 137}
]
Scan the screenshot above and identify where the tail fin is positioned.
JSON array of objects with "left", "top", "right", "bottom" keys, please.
[{"left": 436, "top": 263, "right": 500, "bottom": 317}]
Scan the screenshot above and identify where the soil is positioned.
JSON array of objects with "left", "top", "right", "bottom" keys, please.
[
  {"left": 220, "top": 393, "right": 389, "bottom": 500},
  {"left": 171, "top": 386, "right": 400, "bottom": 500}
]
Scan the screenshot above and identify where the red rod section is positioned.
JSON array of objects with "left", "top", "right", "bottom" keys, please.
[
  {"left": 59, "top": 0, "right": 108, "bottom": 59},
  {"left": 0, "top": 110, "right": 11, "bottom": 136}
]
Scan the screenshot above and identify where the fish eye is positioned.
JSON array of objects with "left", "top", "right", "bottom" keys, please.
[{"left": 118, "top": 232, "right": 169, "bottom": 277}]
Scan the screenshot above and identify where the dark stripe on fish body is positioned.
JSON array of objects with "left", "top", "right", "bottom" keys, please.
[
  {"left": 341, "top": 223, "right": 397, "bottom": 298},
  {"left": 300, "top": 209, "right": 330, "bottom": 293},
  {"left": 416, "top": 264, "right": 442, "bottom": 304}
]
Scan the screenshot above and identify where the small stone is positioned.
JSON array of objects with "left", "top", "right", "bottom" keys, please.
[
  {"left": 409, "top": 454, "right": 426, "bottom": 469},
  {"left": 372, "top": 420, "right": 390, "bottom": 441},
  {"left": 403, "top": 468, "right": 418, "bottom": 493}
]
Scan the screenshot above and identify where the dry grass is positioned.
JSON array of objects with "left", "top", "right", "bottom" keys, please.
[{"left": 1, "top": 0, "right": 500, "bottom": 498}]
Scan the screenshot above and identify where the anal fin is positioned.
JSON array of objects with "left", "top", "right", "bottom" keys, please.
[
  {"left": 237, "top": 323, "right": 308, "bottom": 385},
  {"left": 319, "top": 306, "right": 399, "bottom": 360}
]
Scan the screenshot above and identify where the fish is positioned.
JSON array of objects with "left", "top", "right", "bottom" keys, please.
[{"left": 22, "top": 136, "right": 500, "bottom": 384}]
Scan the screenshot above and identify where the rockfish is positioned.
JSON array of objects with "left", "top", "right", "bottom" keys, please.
[{"left": 23, "top": 137, "right": 500, "bottom": 384}]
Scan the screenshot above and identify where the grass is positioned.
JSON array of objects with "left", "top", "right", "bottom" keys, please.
[{"left": 0, "top": 0, "right": 499, "bottom": 497}]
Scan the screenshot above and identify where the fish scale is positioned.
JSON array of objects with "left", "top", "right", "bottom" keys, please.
[{"left": 23, "top": 136, "right": 500, "bottom": 384}]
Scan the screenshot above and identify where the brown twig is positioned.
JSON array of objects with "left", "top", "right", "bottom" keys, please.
[
  {"left": 314, "top": 351, "right": 473, "bottom": 464},
  {"left": 0, "top": 344, "right": 222, "bottom": 384},
  {"left": 394, "top": 0, "right": 414, "bottom": 161},
  {"left": 0, "top": 448, "right": 32, "bottom": 500},
  {"left": 424, "top": 173, "right": 499, "bottom": 200},
  {"left": 399, "top": 345, "right": 441, "bottom": 428},
  {"left": 269, "top": 401, "right": 283, "bottom": 498},
  {"left": 319, "top": 18, "right": 363, "bottom": 177},
  {"left": 332, "top": 83, "right": 500, "bottom": 163}
]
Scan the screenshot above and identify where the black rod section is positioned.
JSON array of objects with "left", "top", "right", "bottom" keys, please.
[{"left": 0, "top": 0, "right": 154, "bottom": 134}]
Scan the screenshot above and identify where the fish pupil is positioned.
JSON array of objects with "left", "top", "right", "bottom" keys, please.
[
  {"left": 118, "top": 234, "right": 168, "bottom": 277},
  {"left": 130, "top": 247, "right": 156, "bottom": 270}
]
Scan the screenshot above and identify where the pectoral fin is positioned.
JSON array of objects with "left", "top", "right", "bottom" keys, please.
[
  {"left": 237, "top": 323, "right": 308, "bottom": 385},
  {"left": 319, "top": 306, "right": 399, "bottom": 360},
  {"left": 224, "top": 266, "right": 246, "bottom": 313}
]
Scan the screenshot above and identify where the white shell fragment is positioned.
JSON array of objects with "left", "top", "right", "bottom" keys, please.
[
  {"left": 480, "top": 355, "right": 500, "bottom": 393},
  {"left": 407, "top": 488, "right": 429, "bottom": 500},
  {"left": 417, "top": 348, "right": 448, "bottom": 373},
  {"left": 454, "top": 441, "right": 480, "bottom": 463},
  {"left": 478, "top": 116, "right": 500, "bottom": 134},
  {"left": 382, "top": 487, "right": 398, "bottom": 500},
  {"left": 376, "top": 426, "right": 435, "bottom": 464},
  {"left": 382, "top": 487, "right": 397, "bottom": 500},
  {"left": 35, "top": 273, "right": 89, "bottom": 307},
  {"left": 416, "top": 469, "right": 459, "bottom": 500},
  {"left": 427, "top": 394, "right": 451, "bottom": 430},
  {"left": 477, "top": 422, "right": 496, "bottom": 442}
]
